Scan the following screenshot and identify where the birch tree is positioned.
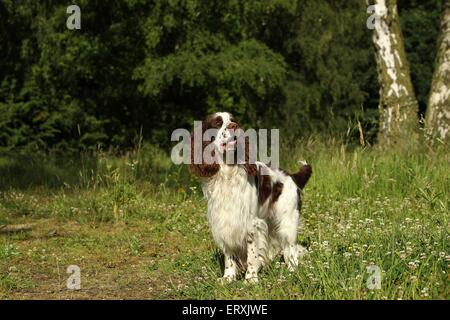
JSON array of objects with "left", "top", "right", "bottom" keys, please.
[
  {"left": 371, "top": 0, "right": 419, "bottom": 147},
  {"left": 425, "top": 0, "right": 450, "bottom": 145}
]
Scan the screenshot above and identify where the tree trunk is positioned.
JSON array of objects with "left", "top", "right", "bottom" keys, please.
[
  {"left": 372, "top": 0, "right": 419, "bottom": 148},
  {"left": 425, "top": 0, "right": 450, "bottom": 145}
]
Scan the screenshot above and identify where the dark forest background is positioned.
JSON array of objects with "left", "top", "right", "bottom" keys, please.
[{"left": 0, "top": 0, "right": 442, "bottom": 153}]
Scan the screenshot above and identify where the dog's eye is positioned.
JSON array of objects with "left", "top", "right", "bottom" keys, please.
[{"left": 215, "top": 120, "right": 222, "bottom": 127}]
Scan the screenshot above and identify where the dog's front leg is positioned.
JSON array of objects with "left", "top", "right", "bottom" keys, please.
[
  {"left": 245, "top": 229, "right": 260, "bottom": 283},
  {"left": 245, "top": 218, "right": 268, "bottom": 283},
  {"left": 218, "top": 254, "right": 237, "bottom": 284}
]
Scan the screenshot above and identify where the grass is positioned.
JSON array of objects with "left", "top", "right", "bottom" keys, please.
[{"left": 0, "top": 138, "right": 448, "bottom": 299}]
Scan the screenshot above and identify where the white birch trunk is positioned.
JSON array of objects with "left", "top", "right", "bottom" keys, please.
[
  {"left": 425, "top": 1, "right": 450, "bottom": 145},
  {"left": 372, "top": 0, "right": 419, "bottom": 147}
]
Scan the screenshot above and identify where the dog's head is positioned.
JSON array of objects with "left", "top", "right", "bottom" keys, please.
[
  {"left": 204, "top": 112, "right": 240, "bottom": 154},
  {"left": 189, "top": 112, "right": 257, "bottom": 177}
]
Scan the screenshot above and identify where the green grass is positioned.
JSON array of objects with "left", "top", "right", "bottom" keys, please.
[{"left": 0, "top": 139, "right": 448, "bottom": 299}]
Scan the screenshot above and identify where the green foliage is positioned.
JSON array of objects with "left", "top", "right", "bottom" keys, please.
[
  {"left": 279, "top": 0, "right": 379, "bottom": 139},
  {"left": 135, "top": 0, "right": 379, "bottom": 141},
  {"left": 0, "top": 0, "right": 443, "bottom": 151},
  {"left": 0, "top": 0, "right": 148, "bottom": 151},
  {"left": 399, "top": 0, "right": 443, "bottom": 117}
]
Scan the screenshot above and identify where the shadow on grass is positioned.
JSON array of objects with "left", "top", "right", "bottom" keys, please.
[
  {"left": 0, "top": 153, "right": 95, "bottom": 190},
  {"left": 212, "top": 249, "right": 225, "bottom": 274}
]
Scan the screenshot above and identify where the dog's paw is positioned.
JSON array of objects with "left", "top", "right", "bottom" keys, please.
[
  {"left": 244, "top": 276, "right": 259, "bottom": 284},
  {"left": 287, "top": 264, "right": 296, "bottom": 272},
  {"left": 298, "top": 245, "right": 308, "bottom": 258},
  {"left": 217, "top": 276, "right": 235, "bottom": 285}
]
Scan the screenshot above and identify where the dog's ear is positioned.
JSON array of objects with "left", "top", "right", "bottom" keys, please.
[
  {"left": 230, "top": 116, "right": 242, "bottom": 130},
  {"left": 189, "top": 132, "right": 220, "bottom": 178},
  {"left": 240, "top": 134, "right": 257, "bottom": 176},
  {"left": 243, "top": 163, "right": 257, "bottom": 176}
]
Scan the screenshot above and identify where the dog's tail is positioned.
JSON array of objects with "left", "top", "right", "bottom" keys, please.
[{"left": 290, "top": 161, "right": 312, "bottom": 189}]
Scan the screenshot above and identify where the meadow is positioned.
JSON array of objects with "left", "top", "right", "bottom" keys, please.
[{"left": 0, "top": 138, "right": 448, "bottom": 299}]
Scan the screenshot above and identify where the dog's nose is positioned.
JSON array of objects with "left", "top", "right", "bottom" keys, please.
[{"left": 227, "top": 122, "right": 238, "bottom": 130}]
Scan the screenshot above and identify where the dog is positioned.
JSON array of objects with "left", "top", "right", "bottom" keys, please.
[{"left": 190, "top": 112, "right": 312, "bottom": 283}]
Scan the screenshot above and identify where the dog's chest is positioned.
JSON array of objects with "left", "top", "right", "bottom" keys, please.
[{"left": 202, "top": 165, "right": 258, "bottom": 251}]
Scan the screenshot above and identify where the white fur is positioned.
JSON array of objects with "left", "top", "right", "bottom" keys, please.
[
  {"left": 202, "top": 161, "right": 306, "bottom": 283},
  {"left": 212, "top": 112, "right": 237, "bottom": 153}
]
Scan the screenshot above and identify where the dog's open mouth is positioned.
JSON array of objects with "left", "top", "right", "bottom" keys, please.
[{"left": 220, "top": 137, "right": 237, "bottom": 152}]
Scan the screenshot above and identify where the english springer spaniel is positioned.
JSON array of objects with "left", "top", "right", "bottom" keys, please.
[{"left": 190, "top": 112, "right": 312, "bottom": 283}]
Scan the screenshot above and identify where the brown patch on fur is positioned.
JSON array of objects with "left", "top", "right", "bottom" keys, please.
[
  {"left": 297, "top": 188, "right": 302, "bottom": 210},
  {"left": 243, "top": 163, "right": 257, "bottom": 176},
  {"left": 232, "top": 128, "right": 257, "bottom": 176},
  {"left": 189, "top": 129, "right": 220, "bottom": 177},
  {"left": 270, "top": 182, "right": 283, "bottom": 207},
  {"left": 204, "top": 114, "right": 223, "bottom": 129},
  {"left": 242, "top": 135, "right": 257, "bottom": 176},
  {"left": 257, "top": 173, "right": 272, "bottom": 206},
  {"left": 256, "top": 168, "right": 284, "bottom": 208}
]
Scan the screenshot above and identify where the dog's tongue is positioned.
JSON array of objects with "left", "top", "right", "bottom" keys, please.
[{"left": 221, "top": 140, "right": 237, "bottom": 151}]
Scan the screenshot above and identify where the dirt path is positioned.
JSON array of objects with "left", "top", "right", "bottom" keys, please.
[{"left": 0, "top": 218, "right": 192, "bottom": 299}]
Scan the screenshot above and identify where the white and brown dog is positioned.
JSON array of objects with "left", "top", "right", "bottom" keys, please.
[{"left": 190, "top": 112, "right": 312, "bottom": 283}]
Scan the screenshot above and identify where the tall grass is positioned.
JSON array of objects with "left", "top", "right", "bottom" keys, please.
[
  {"left": 282, "top": 137, "right": 448, "bottom": 202},
  {"left": 0, "top": 137, "right": 448, "bottom": 221}
]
